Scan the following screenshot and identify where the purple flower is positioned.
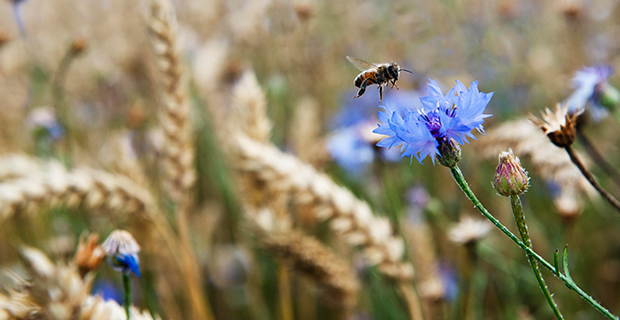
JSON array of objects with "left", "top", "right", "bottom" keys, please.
[
  {"left": 374, "top": 79, "right": 493, "bottom": 165},
  {"left": 565, "top": 65, "right": 613, "bottom": 122}
]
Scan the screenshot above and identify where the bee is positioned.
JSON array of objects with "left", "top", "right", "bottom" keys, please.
[{"left": 346, "top": 56, "right": 412, "bottom": 102}]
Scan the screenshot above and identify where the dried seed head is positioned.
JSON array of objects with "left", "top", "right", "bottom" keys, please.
[
  {"left": 75, "top": 233, "right": 105, "bottom": 277},
  {"left": 101, "top": 230, "right": 141, "bottom": 278},
  {"left": 448, "top": 217, "right": 492, "bottom": 245},
  {"left": 0, "top": 29, "right": 8, "bottom": 47},
  {"left": 70, "top": 35, "right": 87, "bottom": 55},
  {"left": 559, "top": 0, "right": 582, "bottom": 19},
  {"left": 493, "top": 149, "right": 530, "bottom": 196},
  {"left": 530, "top": 103, "right": 581, "bottom": 147}
]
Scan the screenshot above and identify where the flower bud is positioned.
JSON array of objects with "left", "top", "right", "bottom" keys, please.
[
  {"left": 437, "top": 138, "right": 461, "bottom": 168},
  {"left": 493, "top": 149, "right": 530, "bottom": 196}
]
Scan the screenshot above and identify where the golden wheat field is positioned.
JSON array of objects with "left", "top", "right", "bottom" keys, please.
[{"left": 1, "top": 0, "right": 620, "bottom": 319}]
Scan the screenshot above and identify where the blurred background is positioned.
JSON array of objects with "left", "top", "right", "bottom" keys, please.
[{"left": 1, "top": 0, "right": 620, "bottom": 319}]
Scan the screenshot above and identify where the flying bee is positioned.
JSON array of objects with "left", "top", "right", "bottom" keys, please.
[{"left": 346, "top": 56, "right": 412, "bottom": 102}]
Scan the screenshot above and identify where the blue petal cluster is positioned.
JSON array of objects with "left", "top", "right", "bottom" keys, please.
[
  {"left": 565, "top": 65, "right": 613, "bottom": 122},
  {"left": 373, "top": 79, "right": 493, "bottom": 165}
]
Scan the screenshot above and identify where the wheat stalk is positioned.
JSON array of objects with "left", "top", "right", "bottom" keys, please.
[
  {"left": 0, "top": 247, "right": 159, "bottom": 320},
  {"left": 233, "top": 133, "right": 414, "bottom": 281}
]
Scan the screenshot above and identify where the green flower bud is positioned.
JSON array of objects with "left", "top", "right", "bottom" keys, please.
[
  {"left": 437, "top": 138, "right": 462, "bottom": 168},
  {"left": 493, "top": 149, "right": 530, "bottom": 196}
]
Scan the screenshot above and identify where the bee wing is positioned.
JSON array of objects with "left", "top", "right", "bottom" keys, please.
[{"left": 346, "top": 56, "right": 378, "bottom": 71}]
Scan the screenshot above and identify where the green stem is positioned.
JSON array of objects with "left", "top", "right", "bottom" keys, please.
[
  {"left": 511, "top": 195, "right": 564, "bottom": 319},
  {"left": 449, "top": 165, "right": 618, "bottom": 319},
  {"left": 123, "top": 272, "right": 131, "bottom": 320}
]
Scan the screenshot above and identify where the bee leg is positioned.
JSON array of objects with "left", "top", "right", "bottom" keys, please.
[
  {"left": 393, "top": 80, "right": 400, "bottom": 90},
  {"left": 379, "top": 85, "right": 383, "bottom": 102},
  {"left": 354, "top": 78, "right": 370, "bottom": 98}
]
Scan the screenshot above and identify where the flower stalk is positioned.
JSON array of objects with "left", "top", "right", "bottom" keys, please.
[
  {"left": 123, "top": 271, "right": 132, "bottom": 320},
  {"left": 449, "top": 165, "right": 618, "bottom": 320},
  {"left": 511, "top": 195, "right": 564, "bottom": 319},
  {"left": 564, "top": 146, "right": 620, "bottom": 213}
]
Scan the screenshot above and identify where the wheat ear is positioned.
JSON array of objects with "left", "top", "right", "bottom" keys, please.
[
  {"left": 0, "top": 157, "right": 158, "bottom": 224},
  {"left": 233, "top": 133, "right": 414, "bottom": 281},
  {"left": 232, "top": 69, "right": 272, "bottom": 143},
  {"left": 144, "top": 1, "right": 212, "bottom": 319},
  {"left": 145, "top": 0, "right": 195, "bottom": 201},
  {"left": 251, "top": 207, "right": 359, "bottom": 310},
  {"left": 0, "top": 247, "right": 159, "bottom": 320},
  {"left": 0, "top": 154, "right": 44, "bottom": 182}
]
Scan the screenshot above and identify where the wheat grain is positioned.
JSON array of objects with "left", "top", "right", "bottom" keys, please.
[{"left": 233, "top": 134, "right": 414, "bottom": 281}]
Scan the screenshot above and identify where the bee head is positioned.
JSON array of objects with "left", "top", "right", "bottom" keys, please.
[{"left": 387, "top": 63, "right": 400, "bottom": 79}]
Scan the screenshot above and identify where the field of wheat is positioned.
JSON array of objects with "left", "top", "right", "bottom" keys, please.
[{"left": 1, "top": 0, "right": 620, "bottom": 319}]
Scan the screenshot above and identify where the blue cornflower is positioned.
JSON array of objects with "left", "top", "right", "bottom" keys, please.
[
  {"left": 327, "top": 89, "right": 421, "bottom": 175},
  {"left": 101, "top": 230, "right": 141, "bottom": 278},
  {"left": 565, "top": 65, "right": 613, "bottom": 122},
  {"left": 374, "top": 79, "right": 493, "bottom": 165},
  {"left": 26, "top": 106, "right": 64, "bottom": 141}
]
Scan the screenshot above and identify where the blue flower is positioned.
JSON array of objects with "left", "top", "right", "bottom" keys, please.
[
  {"left": 565, "top": 65, "right": 613, "bottom": 122},
  {"left": 101, "top": 230, "right": 141, "bottom": 278},
  {"left": 326, "top": 125, "right": 375, "bottom": 175},
  {"left": 374, "top": 79, "right": 493, "bottom": 165},
  {"left": 327, "top": 89, "right": 421, "bottom": 175}
]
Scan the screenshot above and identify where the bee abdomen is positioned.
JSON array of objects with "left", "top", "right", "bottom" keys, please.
[{"left": 354, "top": 72, "right": 377, "bottom": 88}]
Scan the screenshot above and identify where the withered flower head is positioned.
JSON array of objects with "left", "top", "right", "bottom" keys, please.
[
  {"left": 493, "top": 149, "right": 530, "bottom": 196},
  {"left": 530, "top": 103, "right": 582, "bottom": 148},
  {"left": 448, "top": 217, "right": 492, "bottom": 245},
  {"left": 75, "top": 233, "right": 105, "bottom": 277}
]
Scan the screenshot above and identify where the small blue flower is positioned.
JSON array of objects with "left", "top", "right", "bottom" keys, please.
[
  {"left": 326, "top": 125, "right": 375, "bottom": 175},
  {"left": 565, "top": 65, "right": 613, "bottom": 122},
  {"left": 101, "top": 230, "right": 141, "bottom": 278},
  {"left": 374, "top": 79, "right": 493, "bottom": 165}
]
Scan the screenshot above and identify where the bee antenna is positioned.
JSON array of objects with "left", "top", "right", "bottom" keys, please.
[{"left": 399, "top": 68, "right": 413, "bottom": 74}]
